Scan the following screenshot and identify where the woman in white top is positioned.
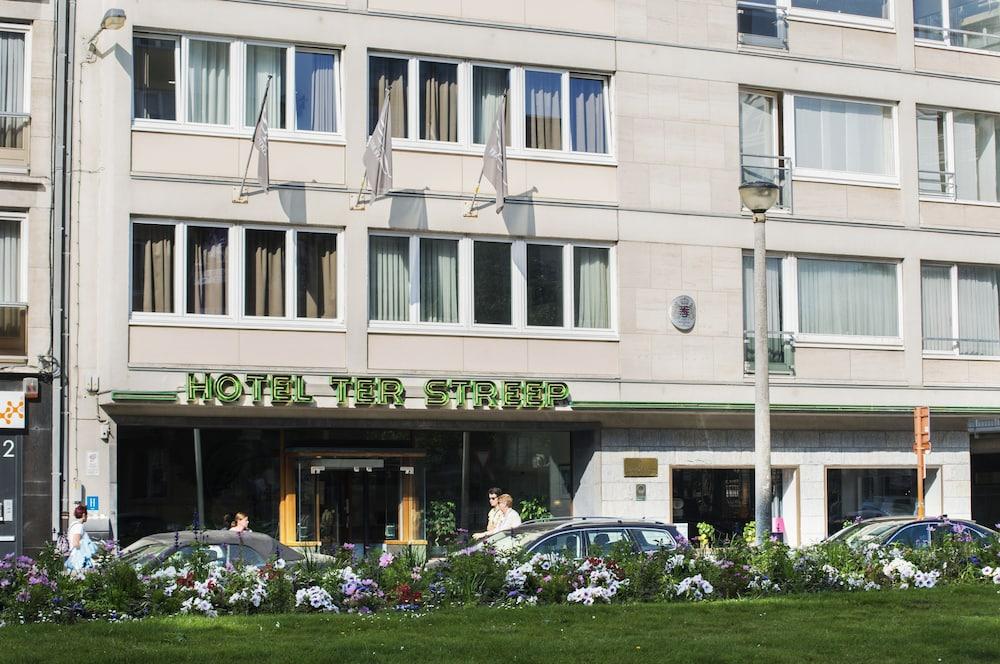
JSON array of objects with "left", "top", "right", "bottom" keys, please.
[
  {"left": 65, "top": 503, "right": 97, "bottom": 572},
  {"left": 494, "top": 494, "right": 522, "bottom": 532}
]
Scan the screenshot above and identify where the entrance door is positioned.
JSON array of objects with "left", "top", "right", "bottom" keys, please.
[{"left": 671, "top": 468, "right": 785, "bottom": 542}]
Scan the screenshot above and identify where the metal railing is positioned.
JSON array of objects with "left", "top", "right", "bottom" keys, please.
[
  {"left": 740, "top": 153, "right": 792, "bottom": 212},
  {"left": 744, "top": 331, "right": 795, "bottom": 375},
  {"left": 924, "top": 336, "right": 1000, "bottom": 357},
  {"left": 0, "top": 112, "right": 30, "bottom": 150},
  {"left": 0, "top": 304, "right": 27, "bottom": 356},
  {"left": 738, "top": 1, "right": 789, "bottom": 49},
  {"left": 918, "top": 169, "right": 957, "bottom": 199},
  {"left": 914, "top": 23, "right": 1000, "bottom": 52}
]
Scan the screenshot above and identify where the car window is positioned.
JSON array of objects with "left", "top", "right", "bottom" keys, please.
[
  {"left": 929, "top": 523, "right": 989, "bottom": 544},
  {"left": 532, "top": 532, "right": 583, "bottom": 558},
  {"left": 585, "top": 529, "right": 629, "bottom": 556},
  {"left": 170, "top": 544, "right": 226, "bottom": 564},
  {"left": 889, "top": 524, "right": 930, "bottom": 548},
  {"left": 630, "top": 528, "right": 675, "bottom": 552},
  {"left": 228, "top": 544, "right": 266, "bottom": 566}
]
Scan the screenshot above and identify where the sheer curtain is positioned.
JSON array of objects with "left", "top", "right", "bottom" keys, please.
[
  {"left": 740, "top": 93, "right": 777, "bottom": 183},
  {"left": 420, "top": 62, "right": 457, "bottom": 142},
  {"left": 794, "top": 96, "right": 893, "bottom": 175},
  {"left": 953, "top": 112, "right": 999, "bottom": 202},
  {"left": 958, "top": 265, "right": 1000, "bottom": 356},
  {"left": 132, "top": 224, "right": 174, "bottom": 313},
  {"left": 297, "top": 232, "right": 337, "bottom": 318},
  {"left": 187, "top": 227, "right": 228, "bottom": 315},
  {"left": 369, "top": 236, "right": 409, "bottom": 321},
  {"left": 245, "top": 230, "right": 285, "bottom": 317},
  {"left": 419, "top": 238, "right": 458, "bottom": 323},
  {"left": 0, "top": 219, "right": 19, "bottom": 337},
  {"left": 295, "top": 51, "right": 336, "bottom": 132},
  {"left": 187, "top": 39, "right": 229, "bottom": 124},
  {"left": 525, "top": 70, "right": 562, "bottom": 150},
  {"left": 473, "top": 66, "right": 509, "bottom": 144},
  {"left": 916, "top": 108, "right": 947, "bottom": 194},
  {"left": 798, "top": 258, "right": 898, "bottom": 336},
  {"left": 742, "top": 256, "right": 782, "bottom": 332},
  {"left": 570, "top": 77, "right": 606, "bottom": 154},
  {"left": 0, "top": 30, "right": 25, "bottom": 148},
  {"left": 574, "top": 247, "right": 609, "bottom": 328},
  {"left": 920, "top": 265, "right": 953, "bottom": 351},
  {"left": 246, "top": 45, "right": 285, "bottom": 128},
  {"left": 369, "top": 56, "right": 408, "bottom": 138}
]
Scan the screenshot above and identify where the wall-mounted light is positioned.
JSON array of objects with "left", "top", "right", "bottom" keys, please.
[{"left": 87, "top": 8, "right": 127, "bottom": 53}]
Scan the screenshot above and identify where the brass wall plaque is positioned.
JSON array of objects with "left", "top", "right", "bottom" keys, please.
[{"left": 624, "top": 458, "right": 658, "bottom": 478}]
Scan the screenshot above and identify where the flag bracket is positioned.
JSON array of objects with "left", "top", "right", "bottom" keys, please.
[{"left": 232, "top": 187, "right": 248, "bottom": 204}]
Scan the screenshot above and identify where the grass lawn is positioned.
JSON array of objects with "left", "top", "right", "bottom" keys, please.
[{"left": 5, "top": 585, "right": 1000, "bottom": 663}]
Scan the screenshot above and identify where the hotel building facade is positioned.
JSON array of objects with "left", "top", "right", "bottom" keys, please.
[{"left": 51, "top": 0, "right": 1000, "bottom": 551}]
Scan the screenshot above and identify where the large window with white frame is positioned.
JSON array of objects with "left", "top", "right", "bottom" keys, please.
[
  {"left": 368, "top": 234, "right": 614, "bottom": 334},
  {"left": 132, "top": 33, "right": 342, "bottom": 137},
  {"left": 0, "top": 213, "right": 26, "bottom": 356},
  {"left": 130, "top": 220, "right": 342, "bottom": 324},
  {"left": 917, "top": 106, "right": 1000, "bottom": 202},
  {"left": 914, "top": 0, "right": 1000, "bottom": 52},
  {"left": 0, "top": 23, "right": 30, "bottom": 158},
  {"left": 922, "top": 262, "right": 1000, "bottom": 356},
  {"left": 367, "top": 53, "right": 611, "bottom": 159},
  {"left": 791, "top": 0, "right": 892, "bottom": 19}
]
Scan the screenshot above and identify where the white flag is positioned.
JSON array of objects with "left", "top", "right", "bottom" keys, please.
[
  {"left": 364, "top": 91, "right": 393, "bottom": 199},
  {"left": 252, "top": 77, "right": 271, "bottom": 192},
  {"left": 482, "top": 95, "right": 507, "bottom": 213}
]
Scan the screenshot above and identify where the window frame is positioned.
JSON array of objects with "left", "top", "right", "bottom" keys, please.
[
  {"left": 368, "top": 233, "right": 617, "bottom": 340},
  {"left": 780, "top": 0, "right": 896, "bottom": 31},
  {"left": 0, "top": 22, "right": 32, "bottom": 116},
  {"left": 916, "top": 105, "right": 1000, "bottom": 207},
  {"left": 913, "top": 0, "right": 1000, "bottom": 55},
  {"left": 367, "top": 51, "right": 615, "bottom": 164},
  {"left": 129, "top": 218, "right": 344, "bottom": 329},
  {"left": 132, "top": 31, "right": 345, "bottom": 144},
  {"left": 921, "top": 260, "right": 1000, "bottom": 360},
  {"left": 0, "top": 211, "right": 27, "bottom": 307}
]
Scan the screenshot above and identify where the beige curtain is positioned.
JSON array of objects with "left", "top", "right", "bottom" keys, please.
[
  {"left": 132, "top": 224, "right": 174, "bottom": 313},
  {"left": 369, "top": 56, "right": 408, "bottom": 138},
  {"left": 420, "top": 61, "right": 457, "bottom": 142},
  {"left": 297, "top": 232, "right": 337, "bottom": 318},
  {"left": 187, "top": 226, "right": 228, "bottom": 315},
  {"left": 245, "top": 230, "right": 285, "bottom": 317},
  {"left": 525, "top": 70, "right": 562, "bottom": 150}
]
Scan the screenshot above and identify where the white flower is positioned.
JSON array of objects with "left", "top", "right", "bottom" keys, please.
[
  {"left": 274, "top": 558, "right": 286, "bottom": 570},
  {"left": 295, "top": 586, "right": 338, "bottom": 613}
]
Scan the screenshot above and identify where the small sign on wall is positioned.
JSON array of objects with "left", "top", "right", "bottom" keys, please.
[
  {"left": 85, "top": 496, "right": 99, "bottom": 511},
  {"left": 624, "top": 458, "right": 658, "bottom": 477},
  {"left": 670, "top": 295, "right": 696, "bottom": 332},
  {"left": 0, "top": 392, "right": 25, "bottom": 429}
]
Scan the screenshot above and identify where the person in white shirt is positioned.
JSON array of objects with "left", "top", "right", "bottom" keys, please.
[
  {"left": 65, "top": 503, "right": 97, "bottom": 572},
  {"left": 494, "top": 494, "right": 522, "bottom": 532},
  {"left": 473, "top": 488, "right": 504, "bottom": 540}
]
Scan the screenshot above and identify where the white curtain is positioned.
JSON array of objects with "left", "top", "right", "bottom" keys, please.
[
  {"left": 742, "top": 256, "right": 782, "bottom": 332},
  {"left": 916, "top": 108, "right": 947, "bottom": 194},
  {"left": 798, "top": 258, "right": 898, "bottom": 336},
  {"left": 188, "top": 40, "right": 229, "bottom": 125},
  {"left": 419, "top": 239, "right": 458, "bottom": 323},
  {"left": 570, "top": 77, "right": 606, "bottom": 154},
  {"left": 525, "top": 70, "right": 561, "bottom": 150},
  {"left": 954, "top": 112, "right": 999, "bottom": 202},
  {"left": 920, "top": 265, "right": 953, "bottom": 351},
  {"left": 369, "top": 236, "right": 409, "bottom": 321},
  {"left": 0, "top": 220, "right": 18, "bottom": 339},
  {"left": 473, "top": 66, "right": 509, "bottom": 144},
  {"left": 295, "top": 51, "right": 335, "bottom": 132},
  {"left": 574, "top": 247, "right": 609, "bottom": 328},
  {"left": 0, "top": 30, "right": 25, "bottom": 148},
  {"left": 795, "top": 96, "right": 893, "bottom": 175},
  {"left": 246, "top": 45, "right": 285, "bottom": 128},
  {"left": 958, "top": 265, "right": 1000, "bottom": 356}
]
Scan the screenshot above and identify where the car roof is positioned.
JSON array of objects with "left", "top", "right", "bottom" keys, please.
[
  {"left": 122, "top": 530, "right": 303, "bottom": 561},
  {"left": 509, "top": 517, "right": 677, "bottom": 536}
]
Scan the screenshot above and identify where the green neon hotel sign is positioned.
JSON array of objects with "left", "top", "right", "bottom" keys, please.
[{"left": 185, "top": 373, "right": 571, "bottom": 410}]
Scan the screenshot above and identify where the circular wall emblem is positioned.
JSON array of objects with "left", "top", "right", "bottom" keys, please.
[{"left": 670, "top": 295, "right": 696, "bottom": 331}]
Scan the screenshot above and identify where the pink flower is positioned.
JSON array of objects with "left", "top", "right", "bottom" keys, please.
[{"left": 379, "top": 552, "right": 395, "bottom": 568}]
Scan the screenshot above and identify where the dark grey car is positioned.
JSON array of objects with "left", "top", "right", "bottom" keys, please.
[
  {"left": 120, "top": 531, "right": 304, "bottom": 567},
  {"left": 826, "top": 517, "right": 997, "bottom": 548},
  {"left": 483, "top": 518, "right": 682, "bottom": 558}
]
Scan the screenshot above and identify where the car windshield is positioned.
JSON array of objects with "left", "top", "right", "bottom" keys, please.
[
  {"left": 120, "top": 542, "right": 173, "bottom": 565},
  {"left": 834, "top": 521, "right": 907, "bottom": 546},
  {"left": 483, "top": 525, "right": 553, "bottom": 553}
]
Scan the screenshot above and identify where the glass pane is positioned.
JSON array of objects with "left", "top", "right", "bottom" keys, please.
[
  {"left": 527, "top": 244, "right": 563, "bottom": 327},
  {"left": 186, "top": 226, "right": 228, "bottom": 315},
  {"left": 672, "top": 468, "right": 755, "bottom": 541},
  {"left": 957, "top": 265, "right": 1000, "bottom": 356},
  {"left": 296, "top": 232, "right": 337, "bottom": 319},
  {"left": 419, "top": 238, "right": 459, "bottom": 323},
  {"left": 794, "top": 96, "right": 894, "bottom": 175},
  {"left": 632, "top": 529, "right": 676, "bottom": 552},
  {"left": 525, "top": 70, "right": 562, "bottom": 150},
  {"left": 948, "top": 0, "right": 1000, "bottom": 51},
  {"left": 533, "top": 533, "right": 582, "bottom": 557},
  {"left": 790, "top": 0, "right": 889, "bottom": 19},
  {"left": 921, "top": 264, "right": 953, "bottom": 351},
  {"left": 369, "top": 56, "right": 408, "bottom": 138},
  {"left": 953, "top": 111, "right": 1000, "bottom": 202},
  {"left": 133, "top": 36, "right": 176, "bottom": 120},
  {"left": 586, "top": 529, "right": 629, "bottom": 555},
  {"left": 131, "top": 224, "right": 174, "bottom": 313},
  {"left": 246, "top": 45, "right": 286, "bottom": 128},
  {"left": 295, "top": 50, "right": 337, "bottom": 132},
  {"left": 473, "top": 66, "right": 510, "bottom": 144},
  {"left": 419, "top": 61, "right": 458, "bottom": 142},
  {"left": 797, "top": 258, "right": 898, "bottom": 336},
  {"left": 0, "top": 31, "right": 26, "bottom": 149},
  {"left": 570, "top": 77, "right": 607, "bottom": 153},
  {"left": 826, "top": 468, "right": 917, "bottom": 536},
  {"left": 369, "top": 235, "right": 409, "bottom": 321},
  {"left": 474, "top": 241, "right": 512, "bottom": 325},
  {"left": 0, "top": 219, "right": 22, "bottom": 353},
  {"left": 916, "top": 108, "right": 949, "bottom": 195},
  {"left": 187, "top": 39, "right": 229, "bottom": 124},
  {"left": 913, "top": 0, "right": 945, "bottom": 40},
  {"left": 741, "top": 255, "right": 783, "bottom": 332},
  {"left": 244, "top": 229, "right": 285, "bottom": 317},
  {"left": 574, "top": 247, "right": 609, "bottom": 328}
]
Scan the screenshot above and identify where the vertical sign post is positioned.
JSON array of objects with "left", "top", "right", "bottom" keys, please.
[{"left": 913, "top": 406, "right": 931, "bottom": 519}]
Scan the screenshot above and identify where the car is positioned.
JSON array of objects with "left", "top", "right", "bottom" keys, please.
[
  {"left": 825, "top": 516, "right": 998, "bottom": 549},
  {"left": 120, "top": 530, "right": 306, "bottom": 568},
  {"left": 475, "top": 517, "right": 682, "bottom": 559}
]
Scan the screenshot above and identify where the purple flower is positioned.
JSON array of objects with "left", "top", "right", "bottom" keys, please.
[
  {"left": 16, "top": 590, "right": 30, "bottom": 602},
  {"left": 342, "top": 543, "right": 356, "bottom": 551},
  {"left": 378, "top": 552, "right": 394, "bottom": 568}
]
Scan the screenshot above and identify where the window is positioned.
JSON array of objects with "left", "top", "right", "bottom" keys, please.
[
  {"left": 130, "top": 221, "right": 341, "bottom": 323},
  {"left": 793, "top": 95, "right": 895, "bottom": 179},
  {"left": 369, "top": 235, "right": 614, "bottom": 335},
  {"left": 826, "top": 468, "right": 924, "bottom": 536},
  {"left": 533, "top": 532, "right": 583, "bottom": 558},
  {"left": 739, "top": 91, "right": 791, "bottom": 209},
  {"left": 922, "top": 262, "right": 1000, "bottom": 356},
  {"left": 914, "top": 0, "right": 1000, "bottom": 52},
  {"left": 133, "top": 34, "right": 341, "bottom": 135},
  {"left": 917, "top": 106, "right": 1000, "bottom": 202},
  {"left": 741, "top": 255, "right": 792, "bottom": 372},
  {"left": 798, "top": 257, "right": 899, "bottom": 337},
  {"left": 791, "top": 0, "right": 890, "bottom": 19},
  {"left": 0, "top": 215, "right": 25, "bottom": 355},
  {"left": 368, "top": 54, "right": 611, "bottom": 157},
  {"left": 631, "top": 529, "right": 677, "bottom": 552},
  {"left": 0, "top": 25, "right": 29, "bottom": 157},
  {"left": 585, "top": 529, "right": 629, "bottom": 555}
]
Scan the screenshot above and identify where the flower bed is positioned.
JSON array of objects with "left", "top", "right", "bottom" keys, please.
[{"left": 2, "top": 522, "right": 999, "bottom": 625}]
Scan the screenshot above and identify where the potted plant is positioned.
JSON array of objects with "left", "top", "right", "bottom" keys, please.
[{"left": 427, "top": 500, "right": 456, "bottom": 556}]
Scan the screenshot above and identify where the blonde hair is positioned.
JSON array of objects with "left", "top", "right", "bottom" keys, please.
[
  {"left": 498, "top": 494, "right": 514, "bottom": 508},
  {"left": 231, "top": 512, "right": 248, "bottom": 528}
]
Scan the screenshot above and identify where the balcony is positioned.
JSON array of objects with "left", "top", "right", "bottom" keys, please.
[
  {"left": 740, "top": 153, "right": 792, "bottom": 212},
  {"left": 744, "top": 331, "right": 795, "bottom": 375},
  {"left": 0, "top": 304, "right": 26, "bottom": 357},
  {"left": 738, "top": 1, "right": 789, "bottom": 49},
  {"left": 918, "top": 169, "right": 956, "bottom": 199},
  {"left": 0, "top": 112, "right": 30, "bottom": 170},
  {"left": 915, "top": 24, "right": 1000, "bottom": 52}
]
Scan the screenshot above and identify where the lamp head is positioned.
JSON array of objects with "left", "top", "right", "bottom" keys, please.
[
  {"left": 739, "top": 181, "right": 780, "bottom": 214},
  {"left": 100, "top": 8, "right": 127, "bottom": 31}
]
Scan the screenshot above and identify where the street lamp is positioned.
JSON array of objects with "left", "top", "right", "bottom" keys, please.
[
  {"left": 86, "top": 8, "right": 127, "bottom": 53},
  {"left": 739, "top": 181, "right": 780, "bottom": 545}
]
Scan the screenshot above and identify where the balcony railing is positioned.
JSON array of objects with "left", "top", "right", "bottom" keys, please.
[
  {"left": 744, "top": 331, "right": 795, "bottom": 375},
  {"left": 740, "top": 153, "right": 792, "bottom": 212},
  {"left": 918, "top": 169, "right": 957, "bottom": 199},
  {"left": 0, "top": 304, "right": 27, "bottom": 357},
  {"left": 0, "top": 112, "right": 30, "bottom": 169},
  {"left": 924, "top": 336, "right": 1000, "bottom": 357},
  {"left": 738, "top": 1, "right": 789, "bottom": 49},
  {"left": 914, "top": 24, "right": 1000, "bottom": 52}
]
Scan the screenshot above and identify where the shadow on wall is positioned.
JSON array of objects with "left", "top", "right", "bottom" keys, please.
[
  {"left": 387, "top": 189, "right": 430, "bottom": 230},
  {"left": 500, "top": 186, "right": 538, "bottom": 237},
  {"left": 278, "top": 183, "right": 307, "bottom": 223}
]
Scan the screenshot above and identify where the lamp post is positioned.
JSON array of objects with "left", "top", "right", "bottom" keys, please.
[{"left": 739, "top": 181, "right": 780, "bottom": 545}]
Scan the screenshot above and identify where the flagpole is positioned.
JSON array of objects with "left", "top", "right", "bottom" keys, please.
[
  {"left": 464, "top": 168, "right": 484, "bottom": 218},
  {"left": 354, "top": 87, "right": 391, "bottom": 210},
  {"left": 466, "top": 92, "right": 507, "bottom": 218},
  {"left": 234, "top": 75, "right": 272, "bottom": 203}
]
